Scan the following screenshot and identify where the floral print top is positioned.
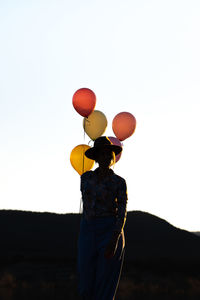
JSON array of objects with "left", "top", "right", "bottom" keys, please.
[{"left": 80, "top": 167, "right": 128, "bottom": 236}]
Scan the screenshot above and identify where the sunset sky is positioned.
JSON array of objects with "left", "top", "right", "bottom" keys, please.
[{"left": 1, "top": 0, "right": 200, "bottom": 231}]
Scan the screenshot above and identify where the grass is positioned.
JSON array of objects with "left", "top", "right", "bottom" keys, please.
[{"left": 1, "top": 268, "right": 200, "bottom": 300}]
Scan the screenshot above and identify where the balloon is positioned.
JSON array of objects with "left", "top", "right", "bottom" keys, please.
[
  {"left": 108, "top": 136, "right": 123, "bottom": 163},
  {"left": 72, "top": 88, "right": 96, "bottom": 117},
  {"left": 70, "top": 144, "right": 94, "bottom": 175},
  {"left": 112, "top": 112, "right": 136, "bottom": 141},
  {"left": 83, "top": 110, "right": 107, "bottom": 140}
]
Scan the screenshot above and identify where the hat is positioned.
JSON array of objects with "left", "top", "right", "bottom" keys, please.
[{"left": 84, "top": 136, "right": 122, "bottom": 160}]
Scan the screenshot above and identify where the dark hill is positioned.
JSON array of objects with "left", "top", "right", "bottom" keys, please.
[
  {"left": 126, "top": 211, "right": 200, "bottom": 262},
  {"left": 193, "top": 232, "right": 200, "bottom": 236},
  {"left": 0, "top": 210, "right": 200, "bottom": 263}
]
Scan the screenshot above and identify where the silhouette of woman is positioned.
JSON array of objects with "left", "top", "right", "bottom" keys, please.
[{"left": 77, "top": 136, "right": 128, "bottom": 300}]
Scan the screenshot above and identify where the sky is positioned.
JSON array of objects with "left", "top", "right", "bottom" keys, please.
[{"left": 0, "top": 0, "right": 200, "bottom": 231}]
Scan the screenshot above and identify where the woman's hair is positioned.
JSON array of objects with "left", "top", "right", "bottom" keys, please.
[{"left": 110, "top": 151, "right": 116, "bottom": 168}]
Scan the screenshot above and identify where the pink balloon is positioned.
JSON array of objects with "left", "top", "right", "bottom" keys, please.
[{"left": 108, "top": 136, "right": 123, "bottom": 163}]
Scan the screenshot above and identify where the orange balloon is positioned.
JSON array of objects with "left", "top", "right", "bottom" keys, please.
[
  {"left": 112, "top": 112, "right": 136, "bottom": 141},
  {"left": 72, "top": 88, "right": 96, "bottom": 117}
]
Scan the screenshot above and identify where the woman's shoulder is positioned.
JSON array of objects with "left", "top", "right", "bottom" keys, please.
[
  {"left": 81, "top": 170, "right": 94, "bottom": 179},
  {"left": 112, "top": 171, "right": 127, "bottom": 184}
]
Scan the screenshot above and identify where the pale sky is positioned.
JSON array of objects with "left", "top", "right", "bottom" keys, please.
[{"left": 0, "top": 0, "right": 200, "bottom": 231}]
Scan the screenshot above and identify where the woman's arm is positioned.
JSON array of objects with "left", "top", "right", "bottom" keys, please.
[
  {"left": 113, "top": 178, "right": 128, "bottom": 239},
  {"left": 104, "top": 178, "right": 128, "bottom": 259}
]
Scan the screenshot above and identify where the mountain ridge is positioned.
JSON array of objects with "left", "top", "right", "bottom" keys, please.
[{"left": 0, "top": 209, "right": 200, "bottom": 263}]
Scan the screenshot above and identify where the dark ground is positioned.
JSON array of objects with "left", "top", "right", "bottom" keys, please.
[
  {"left": 1, "top": 258, "right": 200, "bottom": 300},
  {"left": 0, "top": 210, "right": 200, "bottom": 299}
]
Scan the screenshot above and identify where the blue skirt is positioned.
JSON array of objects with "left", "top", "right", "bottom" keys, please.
[{"left": 77, "top": 215, "right": 125, "bottom": 300}]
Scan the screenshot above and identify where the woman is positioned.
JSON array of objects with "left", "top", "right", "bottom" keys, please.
[{"left": 77, "top": 136, "right": 128, "bottom": 300}]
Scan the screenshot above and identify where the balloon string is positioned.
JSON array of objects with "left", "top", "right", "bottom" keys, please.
[
  {"left": 79, "top": 196, "right": 82, "bottom": 214},
  {"left": 79, "top": 117, "right": 87, "bottom": 215},
  {"left": 82, "top": 117, "right": 87, "bottom": 174},
  {"left": 83, "top": 117, "right": 86, "bottom": 141},
  {"left": 88, "top": 139, "right": 92, "bottom": 146}
]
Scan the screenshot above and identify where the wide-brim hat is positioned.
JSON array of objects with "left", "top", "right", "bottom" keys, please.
[{"left": 85, "top": 136, "right": 122, "bottom": 160}]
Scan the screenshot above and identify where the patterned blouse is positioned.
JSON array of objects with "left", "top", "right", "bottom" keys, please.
[{"left": 80, "top": 167, "right": 128, "bottom": 237}]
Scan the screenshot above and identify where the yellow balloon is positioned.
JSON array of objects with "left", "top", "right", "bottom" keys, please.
[
  {"left": 70, "top": 144, "right": 94, "bottom": 175},
  {"left": 83, "top": 110, "right": 107, "bottom": 140}
]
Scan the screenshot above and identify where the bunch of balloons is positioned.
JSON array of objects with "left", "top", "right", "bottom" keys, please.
[{"left": 70, "top": 88, "right": 136, "bottom": 175}]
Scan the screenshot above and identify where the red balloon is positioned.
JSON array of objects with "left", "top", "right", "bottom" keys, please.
[
  {"left": 112, "top": 112, "right": 136, "bottom": 141},
  {"left": 108, "top": 136, "right": 123, "bottom": 163},
  {"left": 72, "top": 88, "right": 96, "bottom": 117}
]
